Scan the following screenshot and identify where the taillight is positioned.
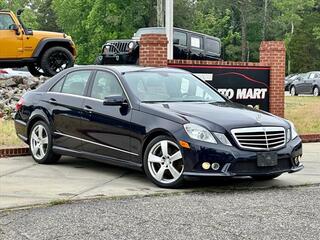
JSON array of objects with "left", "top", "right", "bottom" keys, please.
[{"left": 16, "top": 97, "right": 25, "bottom": 111}]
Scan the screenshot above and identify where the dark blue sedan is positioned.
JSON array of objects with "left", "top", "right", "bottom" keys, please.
[{"left": 15, "top": 66, "right": 303, "bottom": 188}]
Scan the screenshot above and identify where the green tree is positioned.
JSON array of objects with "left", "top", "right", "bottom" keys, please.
[{"left": 36, "top": 0, "right": 60, "bottom": 31}]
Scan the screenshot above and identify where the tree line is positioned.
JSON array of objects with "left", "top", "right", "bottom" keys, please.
[{"left": 1, "top": 0, "right": 320, "bottom": 73}]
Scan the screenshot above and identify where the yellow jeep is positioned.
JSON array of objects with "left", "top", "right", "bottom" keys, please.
[{"left": 0, "top": 9, "right": 76, "bottom": 77}]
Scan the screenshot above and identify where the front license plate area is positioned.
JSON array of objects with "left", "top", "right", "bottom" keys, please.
[{"left": 257, "top": 152, "right": 278, "bottom": 167}]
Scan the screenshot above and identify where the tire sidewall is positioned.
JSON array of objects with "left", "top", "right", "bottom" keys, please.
[
  {"left": 29, "top": 121, "right": 53, "bottom": 164},
  {"left": 143, "top": 135, "right": 185, "bottom": 188}
]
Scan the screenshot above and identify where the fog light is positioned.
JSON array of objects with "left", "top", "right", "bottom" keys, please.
[
  {"left": 202, "top": 162, "right": 211, "bottom": 170},
  {"left": 211, "top": 162, "right": 220, "bottom": 170}
]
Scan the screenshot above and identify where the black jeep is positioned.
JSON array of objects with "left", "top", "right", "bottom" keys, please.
[{"left": 95, "top": 27, "right": 222, "bottom": 65}]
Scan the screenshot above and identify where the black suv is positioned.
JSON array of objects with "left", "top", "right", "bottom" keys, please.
[{"left": 95, "top": 27, "right": 221, "bottom": 65}]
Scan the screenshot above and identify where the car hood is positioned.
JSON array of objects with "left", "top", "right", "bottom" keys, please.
[
  {"left": 33, "top": 30, "right": 65, "bottom": 39},
  {"left": 141, "top": 101, "right": 289, "bottom": 132}
]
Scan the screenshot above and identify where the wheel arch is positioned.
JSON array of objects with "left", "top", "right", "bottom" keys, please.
[
  {"left": 26, "top": 110, "right": 51, "bottom": 143},
  {"left": 141, "top": 129, "right": 177, "bottom": 161},
  {"left": 32, "top": 38, "right": 76, "bottom": 60}
]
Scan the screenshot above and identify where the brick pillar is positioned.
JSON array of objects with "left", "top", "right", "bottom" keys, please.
[
  {"left": 259, "top": 41, "right": 286, "bottom": 117},
  {"left": 139, "top": 34, "right": 168, "bottom": 67}
]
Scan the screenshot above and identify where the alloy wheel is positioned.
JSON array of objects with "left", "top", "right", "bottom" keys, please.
[
  {"left": 147, "top": 140, "right": 184, "bottom": 184},
  {"left": 290, "top": 87, "right": 296, "bottom": 96},
  {"left": 30, "top": 124, "right": 49, "bottom": 160},
  {"left": 313, "top": 87, "right": 319, "bottom": 96}
]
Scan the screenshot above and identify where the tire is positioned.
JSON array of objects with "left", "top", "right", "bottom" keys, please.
[
  {"left": 290, "top": 86, "right": 298, "bottom": 96},
  {"left": 29, "top": 121, "right": 61, "bottom": 164},
  {"left": 313, "top": 86, "right": 320, "bottom": 96},
  {"left": 251, "top": 173, "right": 282, "bottom": 181},
  {"left": 40, "top": 46, "right": 74, "bottom": 77},
  {"left": 95, "top": 56, "right": 104, "bottom": 65},
  {"left": 143, "top": 135, "right": 184, "bottom": 188},
  {"left": 27, "top": 64, "right": 43, "bottom": 77}
]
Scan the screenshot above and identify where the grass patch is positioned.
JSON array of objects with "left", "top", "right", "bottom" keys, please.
[
  {"left": 0, "top": 119, "right": 26, "bottom": 148},
  {"left": 285, "top": 96, "right": 320, "bottom": 134}
]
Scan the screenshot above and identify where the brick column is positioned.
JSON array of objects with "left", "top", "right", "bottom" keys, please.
[
  {"left": 260, "top": 41, "right": 286, "bottom": 117},
  {"left": 139, "top": 34, "right": 168, "bottom": 67}
]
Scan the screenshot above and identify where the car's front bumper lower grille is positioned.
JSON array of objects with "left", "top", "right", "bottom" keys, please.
[{"left": 231, "top": 127, "right": 286, "bottom": 151}]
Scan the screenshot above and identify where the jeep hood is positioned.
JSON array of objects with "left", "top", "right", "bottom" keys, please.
[{"left": 32, "top": 30, "right": 65, "bottom": 39}]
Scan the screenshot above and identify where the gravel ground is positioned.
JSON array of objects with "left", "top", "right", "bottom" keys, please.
[{"left": 1, "top": 185, "right": 320, "bottom": 240}]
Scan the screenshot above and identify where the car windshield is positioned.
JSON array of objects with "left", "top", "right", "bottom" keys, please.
[{"left": 123, "top": 71, "right": 226, "bottom": 103}]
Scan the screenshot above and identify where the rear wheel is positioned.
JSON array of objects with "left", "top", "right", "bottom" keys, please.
[
  {"left": 41, "top": 47, "right": 74, "bottom": 77},
  {"left": 251, "top": 173, "right": 282, "bottom": 181},
  {"left": 29, "top": 121, "right": 61, "bottom": 164},
  {"left": 313, "top": 86, "right": 319, "bottom": 96},
  {"left": 290, "top": 86, "right": 298, "bottom": 96},
  {"left": 143, "top": 136, "right": 184, "bottom": 188}
]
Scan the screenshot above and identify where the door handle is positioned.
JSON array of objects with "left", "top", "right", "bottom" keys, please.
[
  {"left": 84, "top": 105, "right": 93, "bottom": 113},
  {"left": 49, "top": 98, "right": 57, "bottom": 104}
]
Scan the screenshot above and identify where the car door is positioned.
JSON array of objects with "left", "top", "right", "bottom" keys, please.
[
  {"left": 305, "top": 73, "right": 316, "bottom": 93},
  {"left": 294, "top": 75, "right": 306, "bottom": 93},
  {"left": 0, "top": 13, "right": 23, "bottom": 58},
  {"left": 81, "top": 70, "right": 134, "bottom": 161},
  {"left": 45, "top": 70, "right": 92, "bottom": 150},
  {"left": 173, "top": 30, "right": 188, "bottom": 59}
]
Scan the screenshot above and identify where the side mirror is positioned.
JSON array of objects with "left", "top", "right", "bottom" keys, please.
[
  {"left": 103, "top": 95, "right": 128, "bottom": 106},
  {"left": 10, "top": 24, "right": 20, "bottom": 35}
]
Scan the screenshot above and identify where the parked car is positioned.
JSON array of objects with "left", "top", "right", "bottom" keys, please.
[
  {"left": 0, "top": 68, "right": 32, "bottom": 78},
  {"left": 95, "top": 27, "right": 222, "bottom": 65},
  {"left": 285, "top": 73, "right": 300, "bottom": 91},
  {"left": 15, "top": 66, "right": 303, "bottom": 188},
  {"left": 0, "top": 9, "right": 76, "bottom": 77},
  {"left": 289, "top": 71, "right": 320, "bottom": 96}
]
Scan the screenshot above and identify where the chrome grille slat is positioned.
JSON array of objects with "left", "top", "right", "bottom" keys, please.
[{"left": 231, "top": 127, "right": 286, "bottom": 151}]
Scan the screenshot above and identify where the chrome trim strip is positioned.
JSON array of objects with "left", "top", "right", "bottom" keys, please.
[
  {"left": 231, "top": 127, "right": 286, "bottom": 151},
  {"left": 14, "top": 119, "right": 27, "bottom": 126},
  {"left": 48, "top": 69, "right": 133, "bottom": 108},
  {"left": 54, "top": 132, "right": 139, "bottom": 156}
]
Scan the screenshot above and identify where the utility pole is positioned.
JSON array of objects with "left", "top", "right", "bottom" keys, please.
[
  {"left": 157, "top": 0, "right": 165, "bottom": 27},
  {"left": 165, "top": 0, "right": 173, "bottom": 60}
]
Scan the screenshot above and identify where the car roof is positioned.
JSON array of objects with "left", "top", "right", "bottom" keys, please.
[{"left": 70, "top": 65, "right": 189, "bottom": 75}]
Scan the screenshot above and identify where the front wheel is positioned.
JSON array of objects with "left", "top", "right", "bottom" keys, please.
[
  {"left": 27, "top": 64, "right": 44, "bottom": 77},
  {"left": 313, "top": 86, "right": 320, "bottom": 96},
  {"left": 29, "top": 121, "right": 61, "bottom": 164},
  {"left": 251, "top": 173, "right": 282, "bottom": 181},
  {"left": 143, "top": 136, "right": 184, "bottom": 188},
  {"left": 41, "top": 47, "right": 74, "bottom": 77},
  {"left": 290, "top": 86, "right": 298, "bottom": 96}
]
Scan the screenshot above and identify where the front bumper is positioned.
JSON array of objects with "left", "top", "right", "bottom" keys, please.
[{"left": 181, "top": 136, "right": 303, "bottom": 177}]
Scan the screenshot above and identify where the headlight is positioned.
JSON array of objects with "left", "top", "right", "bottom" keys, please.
[
  {"left": 214, "top": 132, "right": 232, "bottom": 146},
  {"left": 128, "top": 41, "right": 134, "bottom": 49},
  {"left": 287, "top": 120, "right": 298, "bottom": 141},
  {"left": 184, "top": 123, "right": 217, "bottom": 144}
]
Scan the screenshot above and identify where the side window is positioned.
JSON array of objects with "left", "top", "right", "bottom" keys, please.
[
  {"left": 309, "top": 73, "right": 315, "bottom": 79},
  {"left": 61, "top": 71, "right": 91, "bottom": 96},
  {"left": 90, "top": 71, "right": 124, "bottom": 100},
  {"left": 0, "top": 14, "right": 15, "bottom": 30},
  {"left": 173, "top": 31, "right": 187, "bottom": 46},
  {"left": 50, "top": 78, "right": 64, "bottom": 92},
  {"left": 206, "top": 38, "right": 220, "bottom": 54},
  {"left": 190, "top": 36, "right": 202, "bottom": 49}
]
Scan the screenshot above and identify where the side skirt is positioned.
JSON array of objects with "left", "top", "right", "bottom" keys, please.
[{"left": 52, "top": 146, "right": 143, "bottom": 171}]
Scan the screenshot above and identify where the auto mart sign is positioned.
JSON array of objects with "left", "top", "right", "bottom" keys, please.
[{"left": 169, "top": 64, "right": 270, "bottom": 111}]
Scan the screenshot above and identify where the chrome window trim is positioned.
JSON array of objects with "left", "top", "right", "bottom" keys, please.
[
  {"left": 47, "top": 69, "right": 133, "bottom": 108},
  {"left": 231, "top": 126, "right": 286, "bottom": 151},
  {"left": 54, "top": 132, "right": 139, "bottom": 156}
]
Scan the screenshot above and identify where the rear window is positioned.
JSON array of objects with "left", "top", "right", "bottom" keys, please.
[{"left": 206, "top": 38, "right": 220, "bottom": 54}]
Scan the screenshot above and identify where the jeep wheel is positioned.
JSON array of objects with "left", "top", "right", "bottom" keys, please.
[
  {"left": 41, "top": 47, "right": 74, "bottom": 77},
  {"left": 27, "top": 64, "right": 44, "bottom": 77}
]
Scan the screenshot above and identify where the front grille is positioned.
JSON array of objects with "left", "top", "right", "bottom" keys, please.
[
  {"left": 231, "top": 127, "right": 286, "bottom": 151},
  {"left": 104, "top": 41, "right": 130, "bottom": 53},
  {"left": 230, "top": 158, "right": 291, "bottom": 174}
]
